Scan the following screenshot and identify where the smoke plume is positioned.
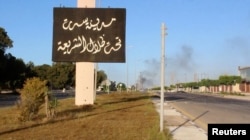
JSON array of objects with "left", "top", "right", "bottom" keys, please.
[{"left": 138, "top": 45, "right": 196, "bottom": 88}]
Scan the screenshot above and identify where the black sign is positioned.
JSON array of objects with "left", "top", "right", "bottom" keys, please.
[{"left": 52, "top": 8, "right": 126, "bottom": 62}]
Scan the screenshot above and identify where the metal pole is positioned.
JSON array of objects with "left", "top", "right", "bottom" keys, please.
[{"left": 160, "top": 23, "right": 167, "bottom": 132}]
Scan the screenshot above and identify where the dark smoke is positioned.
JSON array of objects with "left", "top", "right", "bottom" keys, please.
[
  {"left": 173, "top": 45, "right": 194, "bottom": 70},
  {"left": 139, "top": 45, "right": 196, "bottom": 88},
  {"left": 225, "top": 37, "right": 250, "bottom": 62},
  {"left": 168, "top": 45, "right": 196, "bottom": 84},
  {"left": 137, "top": 59, "right": 160, "bottom": 89}
]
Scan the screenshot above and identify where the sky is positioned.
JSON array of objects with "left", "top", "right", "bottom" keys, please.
[{"left": 1, "top": 0, "right": 250, "bottom": 88}]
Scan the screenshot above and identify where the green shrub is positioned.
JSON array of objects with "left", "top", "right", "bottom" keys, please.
[
  {"left": 17, "top": 77, "right": 48, "bottom": 121},
  {"left": 45, "top": 92, "right": 58, "bottom": 118}
]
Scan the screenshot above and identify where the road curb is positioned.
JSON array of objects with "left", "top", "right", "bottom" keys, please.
[{"left": 168, "top": 102, "right": 208, "bottom": 132}]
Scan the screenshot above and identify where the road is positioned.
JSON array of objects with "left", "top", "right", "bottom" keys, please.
[
  {"left": 0, "top": 93, "right": 20, "bottom": 107},
  {"left": 0, "top": 90, "right": 75, "bottom": 108},
  {"left": 165, "top": 92, "right": 250, "bottom": 131}
]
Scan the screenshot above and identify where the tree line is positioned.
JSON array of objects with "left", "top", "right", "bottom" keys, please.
[
  {"left": 151, "top": 75, "right": 242, "bottom": 91},
  {"left": 0, "top": 27, "right": 108, "bottom": 92},
  {"left": 176, "top": 75, "right": 242, "bottom": 89}
]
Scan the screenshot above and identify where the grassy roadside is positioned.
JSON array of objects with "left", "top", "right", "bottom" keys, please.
[{"left": 0, "top": 92, "right": 173, "bottom": 140}]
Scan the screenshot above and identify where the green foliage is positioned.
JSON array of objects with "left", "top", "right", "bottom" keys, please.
[
  {"left": 0, "top": 27, "right": 16, "bottom": 89},
  {"left": 219, "top": 75, "right": 241, "bottom": 85},
  {"left": 17, "top": 77, "right": 48, "bottom": 121},
  {"left": 49, "top": 63, "right": 75, "bottom": 89},
  {"left": 199, "top": 79, "right": 220, "bottom": 87},
  {"left": 151, "top": 87, "right": 160, "bottom": 90},
  {"left": 0, "top": 28, "right": 104, "bottom": 91},
  {"left": 0, "top": 54, "right": 26, "bottom": 89},
  {"left": 33, "top": 64, "right": 51, "bottom": 81},
  {"left": 0, "top": 28, "right": 36, "bottom": 90},
  {"left": 32, "top": 63, "right": 75, "bottom": 89},
  {"left": 151, "top": 86, "right": 170, "bottom": 91},
  {"left": 97, "top": 70, "right": 107, "bottom": 88},
  {"left": 184, "top": 82, "right": 199, "bottom": 88},
  {"left": 209, "top": 80, "right": 220, "bottom": 86},
  {"left": 179, "top": 75, "right": 241, "bottom": 89},
  {"left": 25, "top": 61, "right": 36, "bottom": 78},
  {"left": 48, "top": 93, "right": 58, "bottom": 109},
  {"left": 0, "top": 27, "right": 13, "bottom": 51},
  {"left": 109, "top": 81, "right": 117, "bottom": 91},
  {"left": 45, "top": 92, "right": 58, "bottom": 119},
  {"left": 32, "top": 63, "right": 108, "bottom": 90},
  {"left": 116, "top": 82, "right": 127, "bottom": 91}
]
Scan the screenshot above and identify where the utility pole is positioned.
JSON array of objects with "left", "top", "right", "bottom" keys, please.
[{"left": 160, "top": 23, "right": 167, "bottom": 132}]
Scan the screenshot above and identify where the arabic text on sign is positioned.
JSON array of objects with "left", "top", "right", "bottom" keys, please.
[
  {"left": 62, "top": 18, "right": 116, "bottom": 31},
  {"left": 57, "top": 34, "right": 122, "bottom": 55}
]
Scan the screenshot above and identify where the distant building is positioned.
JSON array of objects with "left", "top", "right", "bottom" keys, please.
[
  {"left": 238, "top": 66, "right": 250, "bottom": 92},
  {"left": 197, "top": 66, "right": 250, "bottom": 93},
  {"left": 238, "top": 66, "right": 250, "bottom": 82}
]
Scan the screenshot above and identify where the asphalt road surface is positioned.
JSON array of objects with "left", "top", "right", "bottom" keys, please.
[
  {"left": 164, "top": 92, "right": 250, "bottom": 131},
  {"left": 0, "top": 90, "right": 75, "bottom": 108},
  {"left": 0, "top": 93, "right": 20, "bottom": 107}
]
